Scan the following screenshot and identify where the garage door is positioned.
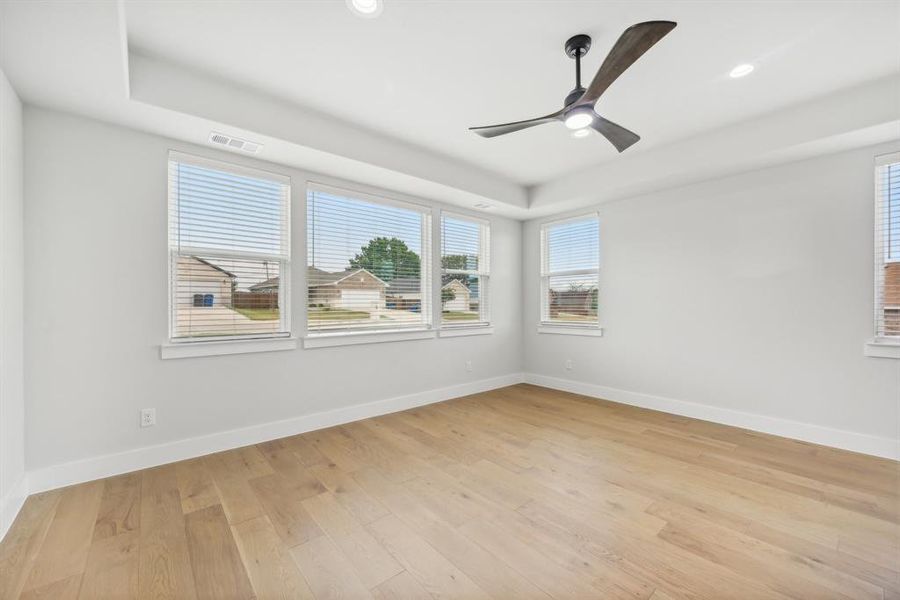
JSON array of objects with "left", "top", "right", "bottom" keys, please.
[{"left": 341, "top": 289, "right": 381, "bottom": 310}]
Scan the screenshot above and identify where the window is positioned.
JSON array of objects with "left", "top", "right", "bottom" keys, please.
[
  {"left": 168, "top": 152, "right": 291, "bottom": 342},
  {"left": 875, "top": 152, "right": 900, "bottom": 339},
  {"left": 306, "top": 183, "right": 431, "bottom": 335},
  {"left": 541, "top": 215, "right": 600, "bottom": 328},
  {"left": 441, "top": 213, "right": 490, "bottom": 327}
]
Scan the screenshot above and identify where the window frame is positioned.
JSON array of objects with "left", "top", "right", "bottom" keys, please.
[
  {"left": 166, "top": 151, "right": 292, "bottom": 346},
  {"left": 868, "top": 151, "right": 900, "bottom": 358},
  {"left": 539, "top": 212, "right": 601, "bottom": 334},
  {"left": 303, "top": 181, "right": 433, "bottom": 345},
  {"left": 440, "top": 210, "right": 491, "bottom": 330}
]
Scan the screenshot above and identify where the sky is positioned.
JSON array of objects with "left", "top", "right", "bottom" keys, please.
[
  {"left": 887, "top": 163, "right": 899, "bottom": 260},
  {"left": 307, "top": 189, "right": 423, "bottom": 273},
  {"left": 175, "top": 162, "right": 286, "bottom": 289}
]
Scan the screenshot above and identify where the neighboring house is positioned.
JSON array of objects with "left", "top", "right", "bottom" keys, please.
[
  {"left": 386, "top": 277, "right": 423, "bottom": 310},
  {"left": 308, "top": 267, "right": 387, "bottom": 310},
  {"left": 884, "top": 262, "right": 900, "bottom": 335},
  {"left": 176, "top": 256, "right": 236, "bottom": 307},
  {"left": 384, "top": 277, "right": 472, "bottom": 312},
  {"left": 249, "top": 277, "right": 279, "bottom": 293},
  {"left": 549, "top": 287, "right": 596, "bottom": 318},
  {"left": 442, "top": 278, "right": 471, "bottom": 312}
]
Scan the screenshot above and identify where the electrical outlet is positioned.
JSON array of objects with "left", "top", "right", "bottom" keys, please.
[
  {"left": 465, "top": 360, "right": 473, "bottom": 372},
  {"left": 140, "top": 408, "right": 156, "bottom": 428},
  {"left": 565, "top": 359, "right": 573, "bottom": 371}
]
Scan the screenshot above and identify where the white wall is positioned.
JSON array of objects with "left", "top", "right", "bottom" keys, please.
[
  {"left": 523, "top": 144, "right": 900, "bottom": 454},
  {"left": 23, "top": 107, "right": 523, "bottom": 474},
  {"left": 0, "top": 69, "right": 26, "bottom": 533}
]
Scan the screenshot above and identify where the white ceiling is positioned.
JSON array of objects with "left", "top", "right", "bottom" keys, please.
[
  {"left": 124, "top": 0, "right": 900, "bottom": 185},
  {"left": 0, "top": 1, "right": 898, "bottom": 219}
]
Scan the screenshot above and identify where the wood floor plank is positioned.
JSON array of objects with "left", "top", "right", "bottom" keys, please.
[
  {"left": 289, "top": 534, "right": 374, "bottom": 600},
  {"left": 18, "top": 574, "right": 82, "bottom": 600},
  {"left": 184, "top": 504, "right": 254, "bottom": 600},
  {"left": 175, "top": 458, "right": 221, "bottom": 515},
  {"left": 307, "top": 462, "right": 390, "bottom": 525},
  {"left": 249, "top": 473, "right": 323, "bottom": 547},
  {"left": 1, "top": 384, "right": 896, "bottom": 600},
  {"left": 230, "top": 515, "right": 315, "bottom": 600},
  {"left": 92, "top": 472, "right": 141, "bottom": 541},
  {"left": 138, "top": 465, "right": 199, "bottom": 600},
  {"left": 353, "top": 467, "right": 551, "bottom": 599},
  {"left": 23, "top": 480, "right": 104, "bottom": 591},
  {"left": 302, "top": 492, "right": 403, "bottom": 588},
  {"left": 370, "top": 570, "right": 433, "bottom": 600},
  {"left": 77, "top": 530, "right": 139, "bottom": 599},
  {"left": 0, "top": 490, "right": 61, "bottom": 600},
  {"left": 367, "top": 514, "right": 492, "bottom": 600},
  {"left": 202, "top": 452, "right": 265, "bottom": 526}
]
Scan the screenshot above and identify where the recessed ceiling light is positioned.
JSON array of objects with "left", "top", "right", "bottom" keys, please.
[
  {"left": 347, "top": 0, "right": 382, "bottom": 18},
  {"left": 572, "top": 128, "right": 591, "bottom": 138},
  {"left": 729, "top": 63, "right": 754, "bottom": 78}
]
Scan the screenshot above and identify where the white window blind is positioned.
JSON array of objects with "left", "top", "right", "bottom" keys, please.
[
  {"left": 307, "top": 183, "right": 431, "bottom": 334},
  {"left": 168, "top": 152, "right": 291, "bottom": 341},
  {"left": 541, "top": 215, "right": 600, "bottom": 326},
  {"left": 875, "top": 152, "right": 900, "bottom": 339},
  {"left": 441, "top": 213, "right": 490, "bottom": 326}
]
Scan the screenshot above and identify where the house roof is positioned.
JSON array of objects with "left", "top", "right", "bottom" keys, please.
[
  {"left": 386, "top": 277, "right": 470, "bottom": 295},
  {"left": 191, "top": 256, "right": 236, "bottom": 279},
  {"left": 308, "top": 267, "right": 387, "bottom": 287},
  {"left": 443, "top": 279, "right": 470, "bottom": 292},
  {"left": 249, "top": 276, "right": 279, "bottom": 291}
]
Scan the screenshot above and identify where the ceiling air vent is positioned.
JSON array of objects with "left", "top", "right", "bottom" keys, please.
[{"left": 208, "top": 131, "right": 263, "bottom": 155}]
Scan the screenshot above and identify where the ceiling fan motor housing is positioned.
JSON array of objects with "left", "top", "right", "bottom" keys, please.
[
  {"left": 564, "top": 86, "right": 586, "bottom": 107},
  {"left": 564, "top": 34, "right": 592, "bottom": 58}
]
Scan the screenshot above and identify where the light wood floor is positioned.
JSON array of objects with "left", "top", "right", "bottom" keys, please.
[{"left": 1, "top": 384, "right": 898, "bottom": 599}]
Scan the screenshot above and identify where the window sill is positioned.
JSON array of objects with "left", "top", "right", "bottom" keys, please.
[
  {"left": 537, "top": 324, "right": 603, "bottom": 337},
  {"left": 303, "top": 328, "right": 435, "bottom": 348},
  {"left": 439, "top": 325, "right": 494, "bottom": 338},
  {"left": 864, "top": 339, "right": 900, "bottom": 359},
  {"left": 160, "top": 336, "right": 298, "bottom": 359}
]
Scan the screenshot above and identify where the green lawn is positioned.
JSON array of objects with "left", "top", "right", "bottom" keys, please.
[
  {"left": 308, "top": 308, "right": 370, "bottom": 321},
  {"left": 442, "top": 311, "right": 479, "bottom": 321},
  {"left": 234, "top": 307, "right": 280, "bottom": 321},
  {"left": 552, "top": 312, "right": 598, "bottom": 322}
]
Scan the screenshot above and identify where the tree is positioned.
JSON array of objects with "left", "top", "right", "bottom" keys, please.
[
  {"left": 441, "top": 254, "right": 470, "bottom": 270},
  {"left": 349, "top": 237, "right": 420, "bottom": 282},
  {"left": 441, "top": 254, "right": 472, "bottom": 285}
]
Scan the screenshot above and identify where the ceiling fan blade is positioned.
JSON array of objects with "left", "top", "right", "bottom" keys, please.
[
  {"left": 577, "top": 20, "right": 676, "bottom": 106},
  {"left": 590, "top": 115, "right": 640, "bottom": 152},
  {"left": 469, "top": 111, "right": 562, "bottom": 138}
]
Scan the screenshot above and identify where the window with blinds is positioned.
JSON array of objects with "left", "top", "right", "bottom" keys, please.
[
  {"left": 307, "top": 184, "right": 431, "bottom": 334},
  {"left": 541, "top": 215, "right": 600, "bottom": 326},
  {"left": 875, "top": 152, "right": 900, "bottom": 339},
  {"left": 441, "top": 213, "right": 490, "bottom": 326},
  {"left": 168, "top": 152, "right": 291, "bottom": 341}
]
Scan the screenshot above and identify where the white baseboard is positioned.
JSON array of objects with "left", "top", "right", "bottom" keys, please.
[
  {"left": 26, "top": 372, "right": 525, "bottom": 496},
  {"left": 0, "top": 475, "right": 28, "bottom": 543},
  {"left": 523, "top": 373, "right": 900, "bottom": 460}
]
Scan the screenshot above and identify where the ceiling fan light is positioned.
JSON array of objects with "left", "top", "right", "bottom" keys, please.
[
  {"left": 729, "top": 63, "right": 754, "bottom": 78},
  {"left": 564, "top": 109, "right": 593, "bottom": 130},
  {"left": 572, "top": 128, "right": 591, "bottom": 138},
  {"left": 347, "top": 0, "right": 382, "bottom": 17}
]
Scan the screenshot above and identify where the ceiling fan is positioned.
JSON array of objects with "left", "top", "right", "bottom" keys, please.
[{"left": 469, "top": 21, "right": 677, "bottom": 152}]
